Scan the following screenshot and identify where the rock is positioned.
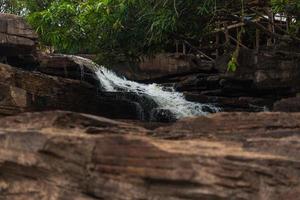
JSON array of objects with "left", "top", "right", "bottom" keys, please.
[
  {"left": 0, "top": 111, "right": 148, "bottom": 135},
  {"left": 5, "top": 54, "right": 39, "bottom": 70},
  {"left": 0, "top": 63, "right": 149, "bottom": 120},
  {"left": 0, "top": 13, "right": 37, "bottom": 56},
  {"left": 215, "top": 49, "right": 300, "bottom": 95},
  {"left": 36, "top": 54, "right": 100, "bottom": 87},
  {"left": 171, "top": 49, "right": 300, "bottom": 112},
  {"left": 273, "top": 97, "right": 300, "bottom": 112},
  {"left": 101, "top": 92, "right": 158, "bottom": 121},
  {"left": 175, "top": 74, "right": 220, "bottom": 92},
  {"left": 184, "top": 93, "right": 273, "bottom": 112},
  {"left": 1, "top": 111, "right": 300, "bottom": 199},
  {"left": 109, "top": 53, "right": 216, "bottom": 81},
  {"left": 150, "top": 108, "right": 177, "bottom": 122},
  {"left": 154, "top": 112, "right": 300, "bottom": 139}
]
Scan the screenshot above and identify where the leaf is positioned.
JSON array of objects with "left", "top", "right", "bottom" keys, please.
[{"left": 227, "top": 57, "right": 238, "bottom": 72}]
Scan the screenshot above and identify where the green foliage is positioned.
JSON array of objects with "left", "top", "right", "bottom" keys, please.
[
  {"left": 227, "top": 56, "right": 238, "bottom": 72},
  {"left": 271, "top": 0, "right": 300, "bottom": 15},
  {"left": 24, "top": 0, "right": 221, "bottom": 64},
  {"left": 1, "top": 0, "right": 299, "bottom": 65},
  {"left": 0, "top": 0, "right": 248, "bottom": 64},
  {"left": 271, "top": 0, "right": 300, "bottom": 36}
]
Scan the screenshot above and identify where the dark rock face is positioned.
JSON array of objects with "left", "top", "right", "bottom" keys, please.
[
  {"left": 150, "top": 108, "right": 177, "bottom": 123},
  {"left": 0, "top": 62, "right": 151, "bottom": 120},
  {"left": 101, "top": 92, "right": 158, "bottom": 121},
  {"left": 273, "top": 96, "right": 300, "bottom": 112},
  {"left": 215, "top": 49, "right": 300, "bottom": 93},
  {"left": 1, "top": 111, "right": 300, "bottom": 199},
  {"left": 36, "top": 54, "right": 101, "bottom": 87},
  {"left": 109, "top": 49, "right": 300, "bottom": 112}
]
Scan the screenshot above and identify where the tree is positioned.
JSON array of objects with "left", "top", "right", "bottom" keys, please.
[
  {"left": 0, "top": 0, "right": 298, "bottom": 64},
  {"left": 25, "top": 0, "right": 219, "bottom": 63}
]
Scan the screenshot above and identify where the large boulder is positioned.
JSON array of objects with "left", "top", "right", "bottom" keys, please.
[
  {"left": 36, "top": 54, "right": 100, "bottom": 87},
  {"left": 0, "top": 111, "right": 300, "bottom": 199},
  {"left": 0, "top": 13, "right": 37, "bottom": 56}
]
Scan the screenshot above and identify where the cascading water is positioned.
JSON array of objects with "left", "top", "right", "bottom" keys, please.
[{"left": 69, "top": 55, "right": 220, "bottom": 119}]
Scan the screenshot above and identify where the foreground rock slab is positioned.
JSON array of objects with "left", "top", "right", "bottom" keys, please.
[{"left": 0, "top": 111, "right": 300, "bottom": 199}]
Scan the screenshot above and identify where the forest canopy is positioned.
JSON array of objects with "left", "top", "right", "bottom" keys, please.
[{"left": 0, "top": 0, "right": 299, "bottom": 64}]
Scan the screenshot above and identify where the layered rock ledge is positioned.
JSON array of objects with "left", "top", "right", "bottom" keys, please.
[
  {"left": 0, "top": 13, "right": 37, "bottom": 56},
  {"left": 0, "top": 111, "right": 300, "bottom": 200}
]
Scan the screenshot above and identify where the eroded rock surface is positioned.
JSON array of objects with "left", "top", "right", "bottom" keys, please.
[
  {"left": 109, "top": 53, "right": 215, "bottom": 81},
  {"left": 0, "top": 13, "right": 37, "bottom": 56},
  {"left": 0, "top": 111, "right": 300, "bottom": 199},
  {"left": 36, "top": 54, "right": 100, "bottom": 86}
]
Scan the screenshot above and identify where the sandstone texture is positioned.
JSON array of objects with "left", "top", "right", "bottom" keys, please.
[{"left": 0, "top": 111, "right": 300, "bottom": 199}]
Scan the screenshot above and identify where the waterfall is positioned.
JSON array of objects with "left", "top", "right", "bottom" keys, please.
[{"left": 69, "top": 55, "right": 220, "bottom": 119}]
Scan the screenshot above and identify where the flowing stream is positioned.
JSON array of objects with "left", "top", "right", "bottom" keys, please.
[{"left": 70, "top": 55, "right": 220, "bottom": 119}]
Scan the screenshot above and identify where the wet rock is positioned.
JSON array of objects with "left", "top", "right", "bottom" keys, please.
[
  {"left": 101, "top": 92, "right": 158, "bottom": 121},
  {"left": 0, "top": 111, "right": 300, "bottom": 199},
  {"left": 36, "top": 53, "right": 100, "bottom": 87},
  {"left": 0, "top": 63, "right": 148, "bottom": 120},
  {"left": 150, "top": 108, "right": 177, "bottom": 122},
  {"left": 184, "top": 92, "right": 273, "bottom": 112}
]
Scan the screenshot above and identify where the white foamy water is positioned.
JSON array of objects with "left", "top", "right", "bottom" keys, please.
[{"left": 69, "top": 55, "right": 220, "bottom": 119}]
